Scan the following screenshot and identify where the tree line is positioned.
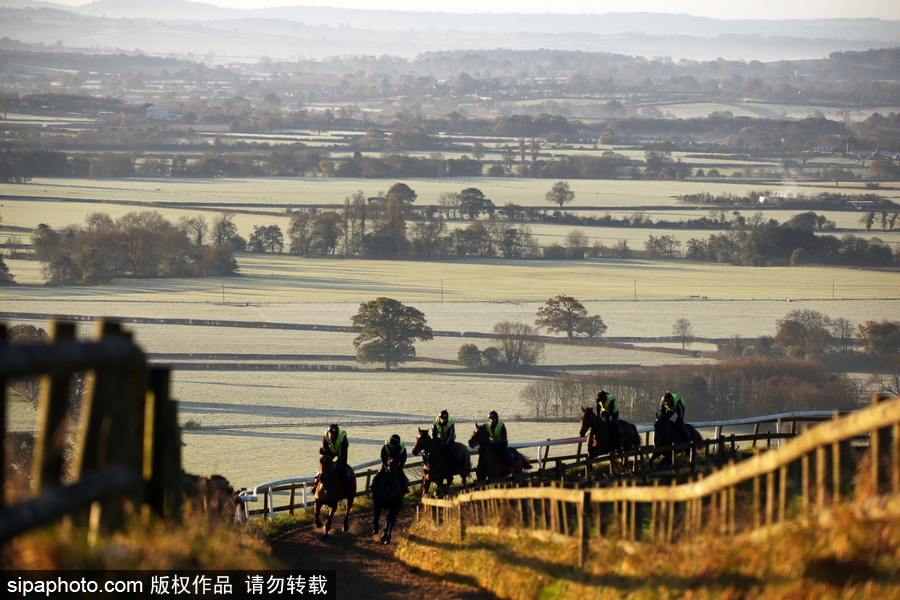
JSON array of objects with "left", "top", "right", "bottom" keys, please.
[
  {"left": 519, "top": 307, "right": 899, "bottom": 421},
  {"left": 29, "top": 211, "right": 239, "bottom": 285}
]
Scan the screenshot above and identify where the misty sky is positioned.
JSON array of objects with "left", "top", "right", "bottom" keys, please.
[{"left": 47, "top": 0, "right": 900, "bottom": 20}]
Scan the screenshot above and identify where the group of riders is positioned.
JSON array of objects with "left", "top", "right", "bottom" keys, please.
[
  {"left": 315, "top": 390, "right": 687, "bottom": 490},
  {"left": 596, "top": 389, "right": 687, "bottom": 446}
]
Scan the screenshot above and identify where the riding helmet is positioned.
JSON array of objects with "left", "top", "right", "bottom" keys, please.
[
  {"left": 329, "top": 423, "right": 339, "bottom": 434},
  {"left": 440, "top": 409, "right": 449, "bottom": 419},
  {"left": 390, "top": 434, "right": 401, "bottom": 445},
  {"left": 488, "top": 410, "right": 498, "bottom": 420}
]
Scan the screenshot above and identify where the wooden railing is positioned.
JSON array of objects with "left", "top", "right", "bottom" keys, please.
[
  {"left": 0, "top": 319, "right": 182, "bottom": 543},
  {"left": 420, "top": 396, "right": 900, "bottom": 568}
]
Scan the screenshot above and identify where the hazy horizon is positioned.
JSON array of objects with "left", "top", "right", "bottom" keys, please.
[{"left": 33, "top": 0, "right": 900, "bottom": 20}]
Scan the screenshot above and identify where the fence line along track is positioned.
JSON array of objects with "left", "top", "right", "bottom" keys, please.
[
  {"left": 419, "top": 395, "right": 900, "bottom": 568},
  {"left": 234, "top": 409, "right": 857, "bottom": 523}
]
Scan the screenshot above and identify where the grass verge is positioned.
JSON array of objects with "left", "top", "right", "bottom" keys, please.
[
  {"left": 1, "top": 511, "right": 281, "bottom": 570},
  {"left": 395, "top": 496, "right": 900, "bottom": 599}
]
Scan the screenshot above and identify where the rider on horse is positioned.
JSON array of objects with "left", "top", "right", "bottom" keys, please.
[
  {"left": 487, "top": 410, "right": 512, "bottom": 474},
  {"left": 379, "top": 434, "right": 410, "bottom": 495},
  {"left": 596, "top": 390, "right": 621, "bottom": 448},
  {"left": 660, "top": 391, "right": 687, "bottom": 441},
  {"left": 317, "top": 423, "right": 351, "bottom": 488},
  {"left": 432, "top": 409, "right": 458, "bottom": 471}
]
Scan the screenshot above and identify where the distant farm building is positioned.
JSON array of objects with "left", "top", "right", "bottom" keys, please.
[
  {"left": 847, "top": 200, "right": 881, "bottom": 210},
  {"left": 145, "top": 105, "right": 169, "bottom": 120}
]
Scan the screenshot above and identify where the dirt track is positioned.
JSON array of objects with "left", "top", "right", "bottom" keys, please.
[{"left": 270, "top": 508, "right": 498, "bottom": 600}]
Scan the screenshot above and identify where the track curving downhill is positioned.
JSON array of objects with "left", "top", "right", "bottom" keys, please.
[{"left": 270, "top": 508, "right": 497, "bottom": 600}]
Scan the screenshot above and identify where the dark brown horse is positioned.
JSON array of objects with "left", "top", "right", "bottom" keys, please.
[
  {"left": 579, "top": 406, "right": 641, "bottom": 468},
  {"left": 411, "top": 428, "right": 471, "bottom": 495},
  {"left": 649, "top": 413, "right": 703, "bottom": 472},
  {"left": 467, "top": 423, "right": 530, "bottom": 481},
  {"left": 314, "top": 454, "right": 356, "bottom": 539},
  {"left": 371, "top": 456, "right": 404, "bottom": 544}
]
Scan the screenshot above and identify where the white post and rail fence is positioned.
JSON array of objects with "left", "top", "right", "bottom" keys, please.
[{"left": 234, "top": 407, "right": 874, "bottom": 523}]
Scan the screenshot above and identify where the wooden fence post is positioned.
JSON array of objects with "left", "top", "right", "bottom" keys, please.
[
  {"left": 76, "top": 319, "right": 147, "bottom": 535},
  {"left": 33, "top": 321, "right": 76, "bottom": 493},
  {"left": 892, "top": 422, "right": 900, "bottom": 495},
  {"left": 832, "top": 441, "right": 841, "bottom": 503},
  {"left": 801, "top": 453, "right": 809, "bottom": 512},
  {"left": 0, "top": 323, "right": 6, "bottom": 511},
  {"left": 577, "top": 491, "right": 589, "bottom": 569},
  {"left": 870, "top": 395, "right": 881, "bottom": 495},
  {"left": 753, "top": 475, "right": 760, "bottom": 529},
  {"left": 778, "top": 465, "right": 787, "bottom": 523},
  {"left": 144, "top": 367, "right": 181, "bottom": 520}
]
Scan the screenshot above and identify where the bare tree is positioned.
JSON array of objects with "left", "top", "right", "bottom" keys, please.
[
  {"left": 673, "top": 318, "right": 694, "bottom": 350},
  {"left": 830, "top": 317, "right": 856, "bottom": 352},
  {"left": 519, "top": 378, "right": 556, "bottom": 418},
  {"left": 178, "top": 215, "right": 208, "bottom": 246},
  {"left": 564, "top": 229, "right": 589, "bottom": 256},
  {"left": 490, "top": 321, "right": 544, "bottom": 369}
]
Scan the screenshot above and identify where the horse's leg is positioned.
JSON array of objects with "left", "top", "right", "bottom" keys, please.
[
  {"left": 382, "top": 505, "right": 398, "bottom": 544},
  {"left": 323, "top": 504, "right": 336, "bottom": 539},
  {"left": 373, "top": 504, "right": 381, "bottom": 535},
  {"left": 342, "top": 498, "right": 353, "bottom": 532},
  {"left": 314, "top": 500, "right": 323, "bottom": 528}
]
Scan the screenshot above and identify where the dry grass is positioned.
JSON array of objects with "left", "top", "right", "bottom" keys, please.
[
  {"left": 1, "top": 511, "right": 281, "bottom": 570},
  {"left": 397, "top": 498, "right": 900, "bottom": 600}
]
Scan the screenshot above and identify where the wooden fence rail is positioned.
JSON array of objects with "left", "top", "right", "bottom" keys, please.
[
  {"left": 0, "top": 319, "right": 182, "bottom": 545},
  {"left": 421, "top": 395, "right": 900, "bottom": 568}
]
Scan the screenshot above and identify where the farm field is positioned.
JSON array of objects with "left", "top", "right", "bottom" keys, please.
[
  {"left": 3, "top": 253, "right": 897, "bottom": 489},
  {"left": 2, "top": 177, "right": 899, "bottom": 491},
  {"left": 4, "top": 176, "right": 896, "bottom": 253},
  {"left": 3, "top": 176, "right": 898, "bottom": 210},
  {"left": 3, "top": 253, "right": 898, "bottom": 306}
]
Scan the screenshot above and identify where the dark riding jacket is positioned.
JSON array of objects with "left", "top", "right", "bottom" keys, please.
[{"left": 381, "top": 441, "right": 407, "bottom": 470}]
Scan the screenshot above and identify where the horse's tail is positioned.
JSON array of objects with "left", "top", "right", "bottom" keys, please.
[
  {"left": 515, "top": 449, "right": 533, "bottom": 470},
  {"left": 689, "top": 424, "right": 704, "bottom": 445}
]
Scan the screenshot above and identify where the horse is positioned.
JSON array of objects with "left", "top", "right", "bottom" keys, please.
[
  {"left": 411, "top": 428, "right": 471, "bottom": 496},
  {"left": 313, "top": 454, "right": 356, "bottom": 539},
  {"left": 370, "top": 456, "right": 405, "bottom": 544},
  {"left": 467, "top": 423, "right": 531, "bottom": 481},
  {"left": 649, "top": 413, "right": 704, "bottom": 472},
  {"left": 579, "top": 406, "right": 641, "bottom": 469}
]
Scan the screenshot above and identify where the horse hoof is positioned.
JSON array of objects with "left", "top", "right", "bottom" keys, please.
[
  {"left": 342, "top": 523, "right": 349, "bottom": 532},
  {"left": 314, "top": 519, "right": 322, "bottom": 528}
]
